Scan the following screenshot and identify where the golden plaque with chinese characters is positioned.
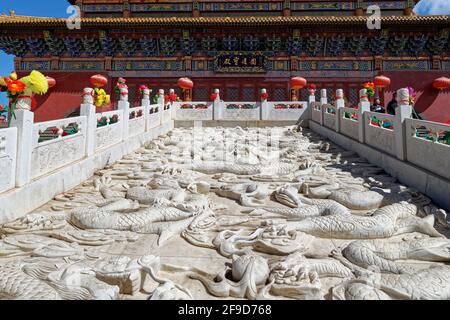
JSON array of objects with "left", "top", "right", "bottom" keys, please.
[{"left": 214, "top": 52, "right": 267, "bottom": 73}]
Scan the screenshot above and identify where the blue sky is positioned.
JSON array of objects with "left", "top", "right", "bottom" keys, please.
[
  {"left": 414, "top": 0, "right": 450, "bottom": 15},
  {"left": 1, "top": 0, "right": 450, "bottom": 105},
  {"left": 0, "top": 0, "right": 69, "bottom": 105}
]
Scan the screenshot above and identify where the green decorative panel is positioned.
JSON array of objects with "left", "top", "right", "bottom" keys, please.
[
  {"left": 60, "top": 61, "right": 105, "bottom": 71},
  {"left": 382, "top": 60, "right": 430, "bottom": 71}
]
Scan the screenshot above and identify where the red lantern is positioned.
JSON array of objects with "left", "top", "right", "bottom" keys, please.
[
  {"left": 46, "top": 76, "right": 56, "bottom": 88},
  {"left": 177, "top": 77, "right": 194, "bottom": 90},
  {"left": 433, "top": 77, "right": 450, "bottom": 91},
  {"left": 90, "top": 74, "right": 108, "bottom": 88},
  {"left": 164, "top": 95, "right": 169, "bottom": 105},
  {"left": 374, "top": 75, "right": 391, "bottom": 89},
  {"left": 290, "top": 77, "right": 307, "bottom": 90}
]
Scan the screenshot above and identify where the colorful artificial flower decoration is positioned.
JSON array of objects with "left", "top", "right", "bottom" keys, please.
[
  {"left": 93, "top": 87, "right": 111, "bottom": 108},
  {"left": 261, "top": 91, "right": 268, "bottom": 100},
  {"left": 363, "top": 82, "right": 375, "bottom": 98},
  {"left": 307, "top": 83, "right": 317, "bottom": 96},
  {"left": 89, "top": 75, "right": 111, "bottom": 108},
  {"left": 6, "top": 79, "right": 26, "bottom": 96},
  {"left": 210, "top": 93, "right": 218, "bottom": 101},
  {"left": 169, "top": 92, "right": 178, "bottom": 103},
  {"left": 20, "top": 70, "right": 49, "bottom": 95},
  {"left": 139, "top": 85, "right": 149, "bottom": 96},
  {"left": 406, "top": 86, "right": 416, "bottom": 105},
  {"left": 114, "top": 77, "right": 127, "bottom": 95},
  {"left": 1, "top": 70, "right": 50, "bottom": 126}
]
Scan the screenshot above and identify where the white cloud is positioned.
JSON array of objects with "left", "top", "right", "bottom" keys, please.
[{"left": 414, "top": 0, "right": 450, "bottom": 15}]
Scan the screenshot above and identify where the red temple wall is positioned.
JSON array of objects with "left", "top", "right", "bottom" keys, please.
[
  {"left": 381, "top": 71, "right": 450, "bottom": 123},
  {"left": 24, "top": 71, "right": 450, "bottom": 124},
  {"left": 17, "top": 72, "right": 113, "bottom": 122}
]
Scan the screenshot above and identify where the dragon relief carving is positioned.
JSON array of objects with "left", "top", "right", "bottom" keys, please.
[{"left": 0, "top": 126, "right": 448, "bottom": 300}]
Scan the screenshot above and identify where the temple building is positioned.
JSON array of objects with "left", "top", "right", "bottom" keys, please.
[{"left": 0, "top": 0, "right": 449, "bottom": 122}]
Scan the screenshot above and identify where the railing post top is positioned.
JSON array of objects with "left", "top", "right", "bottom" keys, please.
[
  {"left": 359, "top": 89, "right": 369, "bottom": 102},
  {"left": 82, "top": 87, "right": 95, "bottom": 106},
  {"left": 397, "top": 88, "right": 410, "bottom": 106},
  {"left": 159, "top": 89, "right": 165, "bottom": 95},
  {"left": 336, "top": 89, "right": 344, "bottom": 98},
  {"left": 214, "top": 88, "right": 220, "bottom": 94},
  {"left": 320, "top": 88, "right": 327, "bottom": 98}
]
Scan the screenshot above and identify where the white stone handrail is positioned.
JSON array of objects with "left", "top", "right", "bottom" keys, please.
[
  {"left": 364, "top": 111, "right": 396, "bottom": 157},
  {"left": 0, "top": 94, "right": 174, "bottom": 222},
  {"left": 262, "top": 101, "right": 308, "bottom": 121},
  {"left": 407, "top": 118, "right": 450, "bottom": 144},
  {"left": 0, "top": 127, "right": 17, "bottom": 194},
  {"left": 32, "top": 116, "right": 86, "bottom": 148},
  {"left": 95, "top": 109, "right": 124, "bottom": 152},
  {"left": 173, "top": 101, "right": 213, "bottom": 121},
  {"left": 224, "top": 101, "right": 259, "bottom": 108},
  {"left": 322, "top": 104, "right": 337, "bottom": 131},
  {"left": 128, "top": 106, "right": 146, "bottom": 138},
  {"left": 405, "top": 118, "right": 450, "bottom": 180},
  {"left": 267, "top": 101, "right": 307, "bottom": 109},
  {"left": 177, "top": 101, "right": 211, "bottom": 109},
  {"left": 146, "top": 104, "right": 162, "bottom": 129},
  {"left": 31, "top": 116, "right": 88, "bottom": 179}
]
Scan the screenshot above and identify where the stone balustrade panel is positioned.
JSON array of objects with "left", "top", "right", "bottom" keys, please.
[
  {"left": 162, "top": 103, "right": 173, "bottom": 124},
  {"left": 128, "top": 106, "right": 146, "bottom": 138},
  {"left": 174, "top": 101, "right": 213, "bottom": 121},
  {"left": 146, "top": 104, "right": 161, "bottom": 129},
  {"left": 31, "top": 116, "right": 87, "bottom": 179},
  {"left": 406, "top": 119, "right": 450, "bottom": 180},
  {"left": 323, "top": 104, "right": 337, "bottom": 130},
  {"left": 311, "top": 102, "right": 322, "bottom": 123},
  {"left": 220, "top": 102, "right": 260, "bottom": 121},
  {"left": 364, "top": 111, "right": 396, "bottom": 157},
  {"left": 0, "top": 127, "right": 17, "bottom": 193},
  {"left": 95, "top": 110, "right": 124, "bottom": 152},
  {"left": 264, "top": 101, "right": 308, "bottom": 121},
  {"left": 339, "top": 107, "right": 359, "bottom": 140}
]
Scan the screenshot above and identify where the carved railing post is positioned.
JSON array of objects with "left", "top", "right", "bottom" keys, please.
[
  {"left": 335, "top": 89, "right": 345, "bottom": 132},
  {"left": 260, "top": 88, "right": 268, "bottom": 120},
  {"left": 213, "top": 89, "right": 221, "bottom": 120},
  {"left": 358, "top": 88, "right": 371, "bottom": 143},
  {"left": 169, "top": 88, "right": 176, "bottom": 118},
  {"left": 308, "top": 87, "right": 316, "bottom": 121},
  {"left": 9, "top": 109, "right": 33, "bottom": 187},
  {"left": 117, "top": 86, "right": 130, "bottom": 141},
  {"left": 80, "top": 87, "right": 96, "bottom": 157},
  {"left": 158, "top": 89, "right": 165, "bottom": 108},
  {"left": 319, "top": 89, "right": 327, "bottom": 126},
  {"left": 394, "top": 88, "right": 412, "bottom": 161},
  {"left": 141, "top": 88, "right": 151, "bottom": 107},
  {"left": 320, "top": 88, "right": 328, "bottom": 105}
]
